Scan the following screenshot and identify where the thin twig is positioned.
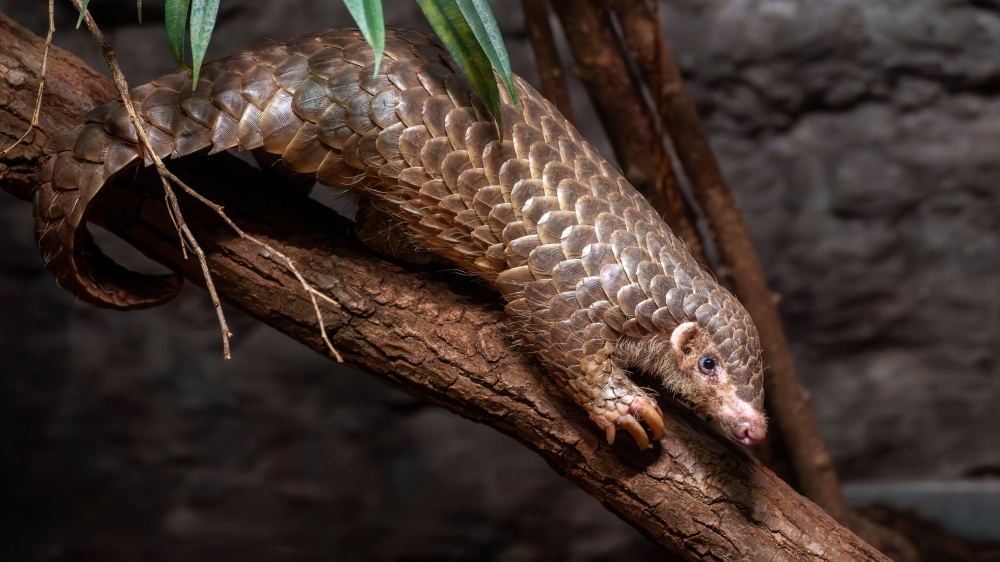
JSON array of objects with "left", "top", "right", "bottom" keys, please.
[
  {"left": 0, "top": 0, "right": 53, "bottom": 156},
  {"left": 70, "top": 0, "right": 232, "bottom": 358},
  {"left": 69, "top": 0, "right": 342, "bottom": 362},
  {"left": 160, "top": 166, "right": 343, "bottom": 362}
]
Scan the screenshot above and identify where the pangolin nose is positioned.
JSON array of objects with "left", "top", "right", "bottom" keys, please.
[{"left": 737, "top": 422, "right": 766, "bottom": 446}]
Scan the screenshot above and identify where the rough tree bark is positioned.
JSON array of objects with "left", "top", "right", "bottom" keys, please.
[{"left": 0, "top": 11, "right": 889, "bottom": 561}]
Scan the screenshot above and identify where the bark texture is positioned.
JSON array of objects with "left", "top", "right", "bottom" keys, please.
[{"left": 0, "top": 11, "right": 887, "bottom": 560}]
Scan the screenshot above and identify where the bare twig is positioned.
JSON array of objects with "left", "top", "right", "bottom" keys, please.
[
  {"left": 159, "top": 165, "right": 343, "bottom": 362},
  {"left": 0, "top": 0, "right": 52, "bottom": 156},
  {"left": 68, "top": 0, "right": 342, "bottom": 362},
  {"left": 70, "top": 0, "right": 233, "bottom": 357}
]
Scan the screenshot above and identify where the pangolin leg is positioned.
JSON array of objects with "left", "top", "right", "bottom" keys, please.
[
  {"left": 250, "top": 148, "right": 316, "bottom": 197},
  {"left": 354, "top": 201, "right": 442, "bottom": 266},
  {"left": 570, "top": 353, "right": 666, "bottom": 450}
]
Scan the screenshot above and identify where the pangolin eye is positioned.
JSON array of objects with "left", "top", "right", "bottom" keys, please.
[{"left": 698, "top": 356, "right": 717, "bottom": 373}]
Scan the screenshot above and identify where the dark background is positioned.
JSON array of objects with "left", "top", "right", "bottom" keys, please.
[{"left": 1, "top": 0, "right": 998, "bottom": 560}]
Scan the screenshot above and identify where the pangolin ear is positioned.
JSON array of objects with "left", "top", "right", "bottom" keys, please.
[{"left": 670, "top": 322, "right": 699, "bottom": 365}]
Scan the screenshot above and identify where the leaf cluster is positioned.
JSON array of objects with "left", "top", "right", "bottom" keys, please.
[{"left": 74, "top": 0, "right": 518, "bottom": 130}]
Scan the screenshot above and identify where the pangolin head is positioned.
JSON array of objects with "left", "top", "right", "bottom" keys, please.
[{"left": 616, "top": 280, "right": 767, "bottom": 446}]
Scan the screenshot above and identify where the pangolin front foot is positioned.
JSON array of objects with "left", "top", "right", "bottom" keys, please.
[
  {"left": 571, "top": 356, "right": 666, "bottom": 450},
  {"left": 590, "top": 393, "right": 666, "bottom": 450}
]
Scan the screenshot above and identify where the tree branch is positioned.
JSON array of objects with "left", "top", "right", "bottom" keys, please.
[{"left": 0, "top": 11, "right": 888, "bottom": 560}]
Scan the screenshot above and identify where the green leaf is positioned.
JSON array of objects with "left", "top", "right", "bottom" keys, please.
[
  {"left": 455, "top": 0, "right": 517, "bottom": 110},
  {"left": 343, "top": 0, "right": 385, "bottom": 76},
  {"left": 165, "top": 0, "right": 191, "bottom": 68},
  {"left": 189, "top": 0, "right": 220, "bottom": 88},
  {"left": 75, "top": 0, "right": 91, "bottom": 29},
  {"left": 416, "top": 0, "right": 506, "bottom": 134},
  {"left": 137, "top": 0, "right": 142, "bottom": 23}
]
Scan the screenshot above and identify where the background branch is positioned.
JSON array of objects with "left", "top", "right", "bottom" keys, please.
[{"left": 519, "top": 0, "right": 575, "bottom": 126}]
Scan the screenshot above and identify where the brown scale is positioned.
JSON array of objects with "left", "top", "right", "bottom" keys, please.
[{"left": 34, "top": 28, "right": 767, "bottom": 449}]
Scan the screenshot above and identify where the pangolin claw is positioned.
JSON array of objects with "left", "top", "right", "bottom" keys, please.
[
  {"left": 605, "top": 424, "right": 616, "bottom": 446},
  {"left": 634, "top": 399, "right": 666, "bottom": 441},
  {"left": 617, "top": 414, "right": 650, "bottom": 450},
  {"left": 594, "top": 395, "right": 665, "bottom": 450}
]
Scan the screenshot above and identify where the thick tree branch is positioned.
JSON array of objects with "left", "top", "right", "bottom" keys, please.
[{"left": 0, "top": 11, "right": 888, "bottom": 560}]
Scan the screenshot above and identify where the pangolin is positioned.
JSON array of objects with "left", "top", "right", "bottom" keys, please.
[{"left": 33, "top": 28, "right": 766, "bottom": 449}]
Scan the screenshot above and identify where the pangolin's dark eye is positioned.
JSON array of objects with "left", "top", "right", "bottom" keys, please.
[{"left": 698, "top": 356, "right": 717, "bottom": 373}]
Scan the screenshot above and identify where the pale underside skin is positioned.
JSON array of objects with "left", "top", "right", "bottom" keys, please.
[{"left": 34, "top": 28, "right": 767, "bottom": 449}]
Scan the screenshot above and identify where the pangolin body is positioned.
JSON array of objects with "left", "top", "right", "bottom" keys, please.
[{"left": 34, "top": 29, "right": 766, "bottom": 448}]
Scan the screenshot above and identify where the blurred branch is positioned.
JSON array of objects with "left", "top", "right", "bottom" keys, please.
[
  {"left": 607, "top": 0, "right": 708, "bottom": 269},
  {"left": 518, "top": 0, "right": 575, "bottom": 125}
]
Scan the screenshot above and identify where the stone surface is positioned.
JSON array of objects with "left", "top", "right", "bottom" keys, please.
[{"left": 1, "top": 0, "right": 998, "bottom": 559}]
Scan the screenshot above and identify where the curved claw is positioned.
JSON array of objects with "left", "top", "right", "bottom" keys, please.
[
  {"left": 593, "top": 403, "right": 663, "bottom": 450},
  {"left": 632, "top": 398, "right": 666, "bottom": 441},
  {"left": 581, "top": 363, "right": 666, "bottom": 450},
  {"left": 617, "top": 414, "right": 650, "bottom": 450}
]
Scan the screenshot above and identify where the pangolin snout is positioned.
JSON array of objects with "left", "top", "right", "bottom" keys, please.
[
  {"left": 735, "top": 420, "right": 766, "bottom": 446},
  {"left": 716, "top": 397, "right": 767, "bottom": 446}
]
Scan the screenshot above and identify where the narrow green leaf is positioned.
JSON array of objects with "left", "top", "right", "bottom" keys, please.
[
  {"left": 416, "top": 0, "right": 505, "bottom": 134},
  {"left": 189, "top": 0, "right": 220, "bottom": 88},
  {"left": 343, "top": 0, "right": 385, "bottom": 76},
  {"left": 455, "top": 0, "right": 518, "bottom": 109},
  {"left": 164, "top": 0, "right": 191, "bottom": 68},
  {"left": 75, "top": 0, "right": 91, "bottom": 29},
  {"left": 137, "top": 0, "right": 143, "bottom": 23}
]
